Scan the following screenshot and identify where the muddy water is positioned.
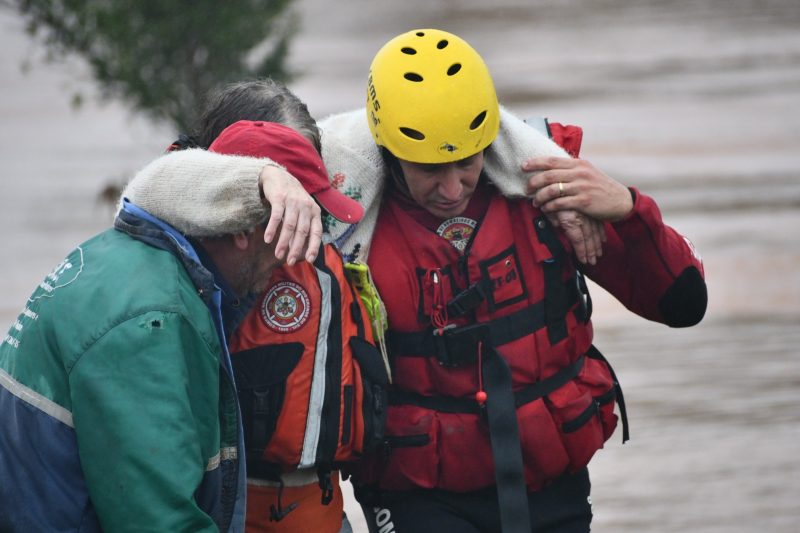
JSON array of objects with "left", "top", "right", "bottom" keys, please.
[{"left": 1, "top": 1, "right": 799, "bottom": 531}]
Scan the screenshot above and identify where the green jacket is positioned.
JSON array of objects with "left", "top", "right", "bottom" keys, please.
[{"left": 0, "top": 203, "right": 245, "bottom": 532}]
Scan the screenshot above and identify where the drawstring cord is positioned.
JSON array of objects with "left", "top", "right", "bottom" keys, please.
[
  {"left": 269, "top": 479, "right": 299, "bottom": 522},
  {"left": 476, "top": 341, "right": 487, "bottom": 405},
  {"left": 427, "top": 269, "right": 449, "bottom": 332}
]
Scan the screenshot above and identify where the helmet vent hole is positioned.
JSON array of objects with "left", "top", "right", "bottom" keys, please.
[
  {"left": 400, "top": 127, "right": 425, "bottom": 141},
  {"left": 416, "top": 31, "right": 425, "bottom": 37},
  {"left": 401, "top": 47, "right": 417, "bottom": 55},
  {"left": 437, "top": 39, "right": 449, "bottom": 49},
  {"left": 447, "top": 63, "right": 462, "bottom": 76},
  {"left": 470, "top": 111, "right": 487, "bottom": 131},
  {"left": 404, "top": 72, "right": 423, "bottom": 82}
]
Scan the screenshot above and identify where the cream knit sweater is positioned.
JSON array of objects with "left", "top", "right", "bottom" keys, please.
[{"left": 123, "top": 107, "right": 568, "bottom": 260}]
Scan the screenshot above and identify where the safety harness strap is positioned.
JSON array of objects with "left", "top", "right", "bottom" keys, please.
[
  {"left": 586, "top": 346, "right": 630, "bottom": 442},
  {"left": 533, "top": 216, "right": 571, "bottom": 345},
  {"left": 482, "top": 346, "right": 532, "bottom": 533},
  {"left": 388, "top": 355, "right": 586, "bottom": 413},
  {"left": 387, "top": 280, "right": 582, "bottom": 365}
]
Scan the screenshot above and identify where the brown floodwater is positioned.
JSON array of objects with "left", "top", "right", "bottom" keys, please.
[{"left": 1, "top": 1, "right": 798, "bottom": 531}]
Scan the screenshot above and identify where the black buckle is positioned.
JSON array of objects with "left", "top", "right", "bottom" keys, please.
[
  {"left": 447, "top": 280, "right": 489, "bottom": 317},
  {"left": 575, "top": 271, "right": 591, "bottom": 322},
  {"left": 432, "top": 323, "right": 490, "bottom": 368}
]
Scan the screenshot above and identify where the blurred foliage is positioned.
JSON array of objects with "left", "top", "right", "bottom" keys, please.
[{"left": 10, "top": 0, "right": 296, "bottom": 132}]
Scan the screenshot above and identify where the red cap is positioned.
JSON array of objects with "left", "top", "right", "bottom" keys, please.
[{"left": 208, "top": 120, "right": 363, "bottom": 223}]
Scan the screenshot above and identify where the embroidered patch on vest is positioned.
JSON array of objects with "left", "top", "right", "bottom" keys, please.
[
  {"left": 436, "top": 217, "right": 477, "bottom": 252},
  {"left": 260, "top": 281, "right": 311, "bottom": 333}
]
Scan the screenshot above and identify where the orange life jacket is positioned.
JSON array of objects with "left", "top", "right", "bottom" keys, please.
[{"left": 229, "top": 243, "right": 389, "bottom": 501}]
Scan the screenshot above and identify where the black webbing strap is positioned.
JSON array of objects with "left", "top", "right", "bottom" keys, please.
[
  {"left": 513, "top": 355, "right": 585, "bottom": 408},
  {"left": 586, "top": 345, "right": 630, "bottom": 443},
  {"left": 248, "top": 389, "right": 272, "bottom": 466},
  {"left": 388, "top": 355, "right": 586, "bottom": 414},
  {"left": 388, "top": 300, "right": 543, "bottom": 357},
  {"left": 534, "top": 216, "right": 570, "bottom": 345},
  {"left": 388, "top": 280, "right": 581, "bottom": 364},
  {"left": 446, "top": 278, "right": 493, "bottom": 317},
  {"left": 482, "top": 346, "right": 531, "bottom": 533}
]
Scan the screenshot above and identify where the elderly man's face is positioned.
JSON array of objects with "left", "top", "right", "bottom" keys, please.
[{"left": 236, "top": 224, "right": 281, "bottom": 296}]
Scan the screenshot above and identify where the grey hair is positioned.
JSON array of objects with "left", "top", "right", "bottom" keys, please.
[{"left": 194, "top": 78, "right": 321, "bottom": 151}]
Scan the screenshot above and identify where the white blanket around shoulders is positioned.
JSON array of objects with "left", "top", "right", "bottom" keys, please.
[{"left": 319, "top": 106, "right": 568, "bottom": 262}]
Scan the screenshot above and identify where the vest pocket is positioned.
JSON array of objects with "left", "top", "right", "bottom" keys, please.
[
  {"left": 575, "top": 355, "right": 619, "bottom": 441},
  {"left": 437, "top": 412, "right": 495, "bottom": 490},
  {"left": 350, "top": 337, "right": 390, "bottom": 454},
  {"left": 231, "top": 343, "right": 304, "bottom": 464},
  {"left": 517, "top": 397, "right": 571, "bottom": 488},
  {"left": 380, "top": 404, "right": 439, "bottom": 490},
  {"left": 546, "top": 380, "right": 605, "bottom": 471}
]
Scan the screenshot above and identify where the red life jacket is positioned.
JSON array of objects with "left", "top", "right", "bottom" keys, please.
[
  {"left": 228, "top": 243, "right": 389, "bottom": 498},
  {"left": 363, "top": 192, "right": 626, "bottom": 493}
]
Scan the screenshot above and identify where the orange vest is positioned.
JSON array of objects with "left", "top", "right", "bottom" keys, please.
[
  {"left": 365, "top": 195, "right": 623, "bottom": 493},
  {"left": 229, "top": 243, "right": 389, "bottom": 491}
]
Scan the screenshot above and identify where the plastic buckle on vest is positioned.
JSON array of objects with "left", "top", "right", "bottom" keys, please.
[
  {"left": 575, "top": 270, "right": 590, "bottom": 322},
  {"left": 447, "top": 280, "right": 489, "bottom": 317},
  {"left": 432, "top": 323, "right": 490, "bottom": 368},
  {"left": 318, "top": 469, "right": 334, "bottom": 505}
]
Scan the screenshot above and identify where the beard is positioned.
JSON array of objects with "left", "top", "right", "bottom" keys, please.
[{"left": 235, "top": 246, "right": 279, "bottom": 297}]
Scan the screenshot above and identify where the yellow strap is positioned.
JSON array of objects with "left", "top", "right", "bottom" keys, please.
[{"left": 344, "top": 262, "right": 392, "bottom": 383}]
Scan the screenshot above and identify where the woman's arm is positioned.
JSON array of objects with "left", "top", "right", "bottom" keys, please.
[{"left": 123, "top": 148, "right": 322, "bottom": 264}]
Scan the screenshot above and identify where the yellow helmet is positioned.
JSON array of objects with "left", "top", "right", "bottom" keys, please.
[{"left": 366, "top": 29, "right": 500, "bottom": 164}]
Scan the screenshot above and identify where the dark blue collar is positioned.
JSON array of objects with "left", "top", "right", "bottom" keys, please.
[{"left": 115, "top": 199, "right": 255, "bottom": 338}]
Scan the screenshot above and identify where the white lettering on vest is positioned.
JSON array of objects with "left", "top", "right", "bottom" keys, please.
[{"left": 373, "top": 507, "right": 395, "bottom": 533}]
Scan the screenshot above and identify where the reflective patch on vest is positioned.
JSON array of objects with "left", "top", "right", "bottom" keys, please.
[
  {"left": 436, "top": 217, "right": 477, "bottom": 252},
  {"left": 260, "top": 281, "right": 311, "bottom": 333}
]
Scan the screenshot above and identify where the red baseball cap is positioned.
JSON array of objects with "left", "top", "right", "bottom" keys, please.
[{"left": 208, "top": 120, "right": 363, "bottom": 223}]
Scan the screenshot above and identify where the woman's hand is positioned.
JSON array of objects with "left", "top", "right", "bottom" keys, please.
[
  {"left": 524, "top": 156, "right": 634, "bottom": 221},
  {"left": 523, "top": 156, "right": 632, "bottom": 264},
  {"left": 259, "top": 164, "right": 323, "bottom": 265}
]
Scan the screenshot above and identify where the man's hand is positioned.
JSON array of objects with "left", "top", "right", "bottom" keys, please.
[
  {"left": 547, "top": 211, "right": 606, "bottom": 266},
  {"left": 259, "top": 164, "right": 323, "bottom": 265}
]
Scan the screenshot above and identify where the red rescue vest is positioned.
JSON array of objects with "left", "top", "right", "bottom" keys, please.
[
  {"left": 229, "top": 244, "right": 389, "bottom": 496},
  {"left": 364, "top": 193, "right": 625, "bottom": 493}
]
